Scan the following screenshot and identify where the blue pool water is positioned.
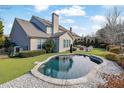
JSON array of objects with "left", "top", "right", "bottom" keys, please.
[{"left": 38, "top": 54, "right": 102, "bottom": 79}]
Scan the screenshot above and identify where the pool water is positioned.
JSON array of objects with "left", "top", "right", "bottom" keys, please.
[{"left": 38, "top": 54, "right": 102, "bottom": 79}]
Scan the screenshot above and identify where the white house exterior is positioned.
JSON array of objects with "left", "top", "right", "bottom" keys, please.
[{"left": 10, "top": 13, "right": 80, "bottom": 52}]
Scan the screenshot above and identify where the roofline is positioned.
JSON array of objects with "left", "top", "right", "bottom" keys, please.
[
  {"left": 15, "top": 18, "right": 30, "bottom": 38},
  {"left": 60, "top": 32, "right": 74, "bottom": 40},
  {"left": 10, "top": 18, "right": 29, "bottom": 38},
  {"left": 13, "top": 16, "right": 80, "bottom": 38},
  {"left": 31, "top": 16, "right": 49, "bottom": 27},
  {"left": 29, "top": 36, "right": 50, "bottom": 39}
]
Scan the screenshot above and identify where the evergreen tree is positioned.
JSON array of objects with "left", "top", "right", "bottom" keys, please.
[
  {"left": 90, "top": 40, "right": 94, "bottom": 46},
  {"left": 70, "top": 44, "right": 73, "bottom": 53},
  {"left": 80, "top": 38, "right": 83, "bottom": 45},
  {"left": 42, "top": 38, "right": 55, "bottom": 53},
  {"left": 94, "top": 38, "right": 99, "bottom": 48},
  {"left": 83, "top": 37, "right": 86, "bottom": 46},
  {"left": 4, "top": 36, "right": 12, "bottom": 51},
  {"left": 86, "top": 39, "right": 90, "bottom": 47},
  {"left": 73, "top": 39, "right": 78, "bottom": 46}
]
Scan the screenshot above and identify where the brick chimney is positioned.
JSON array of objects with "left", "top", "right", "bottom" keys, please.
[{"left": 52, "top": 13, "right": 59, "bottom": 34}]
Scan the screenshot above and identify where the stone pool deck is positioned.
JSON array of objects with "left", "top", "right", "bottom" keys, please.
[{"left": 0, "top": 60, "right": 123, "bottom": 88}]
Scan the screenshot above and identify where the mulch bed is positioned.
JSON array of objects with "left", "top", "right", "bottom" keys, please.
[
  {"left": 98, "top": 72, "right": 124, "bottom": 88},
  {"left": 0, "top": 55, "right": 9, "bottom": 59}
]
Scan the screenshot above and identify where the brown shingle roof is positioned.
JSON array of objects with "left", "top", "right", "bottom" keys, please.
[
  {"left": 32, "top": 16, "right": 80, "bottom": 38},
  {"left": 32, "top": 16, "right": 51, "bottom": 27},
  {"left": 32, "top": 16, "right": 71, "bottom": 32},
  {"left": 50, "top": 32, "right": 66, "bottom": 38},
  {"left": 15, "top": 18, "right": 50, "bottom": 38},
  {"left": 15, "top": 16, "right": 80, "bottom": 39}
]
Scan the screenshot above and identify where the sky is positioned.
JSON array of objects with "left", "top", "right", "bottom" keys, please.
[{"left": 0, "top": 5, "right": 124, "bottom": 36}]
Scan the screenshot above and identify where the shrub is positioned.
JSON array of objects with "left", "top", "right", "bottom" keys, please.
[
  {"left": 72, "top": 47, "right": 77, "bottom": 51},
  {"left": 42, "top": 38, "right": 55, "bottom": 53},
  {"left": 109, "top": 47, "right": 121, "bottom": 54},
  {"left": 105, "top": 53, "right": 119, "bottom": 62},
  {"left": 119, "top": 55, "right": 124, "bottom": 62},
  {"left": 19, "top": 50, "right": 46, "bottom": 58},
  {"left": 99, "top": 43, "right": 108, "bottom": 49},
  {"left": 106, "top": 45, "right": 116, "bottom": 51},
  {"left": 4, "top": 37, "right": 14, "bottom": 52},
  {"left": 118, "top": 55, "right": 124, "bottom": 66}
]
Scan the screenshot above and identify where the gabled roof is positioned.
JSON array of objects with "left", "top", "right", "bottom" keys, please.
[
  {"left": 32, "top": 16, "right": 51, "bottom": 27},
  {"left": 50, "top": 32, "right": 66, "bottom": 38},
  {"left": 32, "top": 16, "right": 71, "bottom": 32},
  {"left": 50, "top": 31, "right": 74, "bottom": 40},
  {"left": 32, "top": 16, "right": 80, "bottom": 38},
  {"left": 14, "top": 15, "right": 80, "bottom": 39},
  {"left": 15, "top": 18, "right": 50, "bottom": 38}
]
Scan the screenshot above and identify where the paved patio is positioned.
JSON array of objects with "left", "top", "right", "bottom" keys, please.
[{"left": 0, "top": 60, "right": 123, "bottom": 88}]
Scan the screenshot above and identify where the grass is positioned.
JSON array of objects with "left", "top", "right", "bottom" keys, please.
[
  {"left": 74, "top": 48, "right": 108, "bottom": 57},
  {"left": 0, "top": 48, "right": 108, "bottom": 84}
]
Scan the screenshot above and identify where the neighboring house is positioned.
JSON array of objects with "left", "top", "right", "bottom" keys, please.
[{"left": 10, "top": 13, "right": 80, "bottom": 52}]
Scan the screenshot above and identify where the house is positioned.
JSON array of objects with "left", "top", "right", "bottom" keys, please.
[{"left": 10, "top": 13, "right": 80, "bottom": 52}]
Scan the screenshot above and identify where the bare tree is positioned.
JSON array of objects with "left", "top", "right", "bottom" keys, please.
[
  {"left": 96, "top": 7, "right": 123, "bottom": 44},
  {"left": 104, "top": 7, "right": 122, "bottom": 45},
  {"left": 116, "top": 19, "right": 124, "bottom": 51}
]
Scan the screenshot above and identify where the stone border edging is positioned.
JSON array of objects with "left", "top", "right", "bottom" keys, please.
[{"left": 31, "top": 54, "right": 107, "bottom": 86}]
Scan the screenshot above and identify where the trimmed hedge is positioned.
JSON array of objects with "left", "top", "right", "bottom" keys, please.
[
  {"left": 19, "top": 50, "right": 46, "bottom": 58},
  {"left": 105, "top": 53, "right": 124, "bottom": 69},
  {"left": 106, "top": 45, "right": 117, "bottom": 51},
  {"left": 116, "top": 55, "right": 124, "bottom": 68},
  {"left": 72, "top": 47, "right": 77, "bottom": 51},
  {"left": 105, "top": 53, "right": 120, "bottom": 62},
  {"left": 99, "top": 43, "right": 108, "bottom": 49},
  {"left": 109, "top": 48, "right": 121, "bottom": 54}
]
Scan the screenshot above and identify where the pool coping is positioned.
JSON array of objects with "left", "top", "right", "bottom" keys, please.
[{"left": 31, "top": 54, "right": 107, "bottom": 86}]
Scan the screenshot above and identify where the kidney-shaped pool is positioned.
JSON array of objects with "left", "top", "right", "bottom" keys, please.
[{"left": 38, "top": 54, "right": 103, "bottom": 79}]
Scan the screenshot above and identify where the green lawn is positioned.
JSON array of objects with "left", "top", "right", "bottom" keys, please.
[{"left": 0, "top": 48, "right": 108, "bottom": 84}]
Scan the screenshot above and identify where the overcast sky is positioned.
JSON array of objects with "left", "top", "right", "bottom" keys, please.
[{"left": 0, "top": 5, "right": 124, "bottom": 36}]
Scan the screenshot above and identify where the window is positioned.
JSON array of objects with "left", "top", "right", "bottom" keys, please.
[
  {"left": 37, "top": 39, "right": 46, "bottom": 50},
  {"left": 63, "top": 40, "right": 66, "bottom": 48},
  {"left": 37, "top": 39, "right": 41, "bottom": 49},
  {"left": 63, "top": 39, "right": 71, "bottom": 48},
  {"left": 69, "top": 40, "right": 71, "bottom": 46},
  {"left": 66, "top": 40, "right": 68, "bottom": 47},
  {"left": 68, "top": 40, "right": 70, "bottom": 47}
]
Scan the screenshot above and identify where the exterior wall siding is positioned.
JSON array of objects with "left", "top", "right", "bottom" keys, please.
[
  {"left": 52, "top": 38, "right": 59, "bottom": 52},
  {"left": 30, "top": 38, "right": 46, "bottom": 50},
  {"left": 59, "top": 33, "right": 73, "bottom": 52},
  {"left": 30, "top": 38, "right": 38, "bottom": 50},
  {"left": 10, "top": 20, "right": 29, "bottom": 50},
  {"left": 46, "top": 27, "right": 52, "bottom": 35}
]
